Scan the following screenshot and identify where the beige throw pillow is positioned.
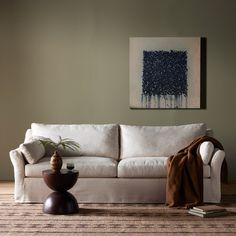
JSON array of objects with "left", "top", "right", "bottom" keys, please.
[{"left": 20, "top": 141, "right": 45, "bottom": 164}]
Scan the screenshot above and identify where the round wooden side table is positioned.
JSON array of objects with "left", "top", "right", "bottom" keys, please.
[{"left": 42, "top": 169, "right": 79, "bottom": 215}]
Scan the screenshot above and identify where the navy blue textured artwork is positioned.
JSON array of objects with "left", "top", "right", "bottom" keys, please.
[{"left": 142, "top": 50, "right": 188, "bottom": 108}]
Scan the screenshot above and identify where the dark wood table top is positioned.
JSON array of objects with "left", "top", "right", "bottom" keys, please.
[
  {"left": 42, "top": 169, "right": 79, "bottom": 192},
  {"left": 43, "top": 169, "right": 78, "bottom": 175}
]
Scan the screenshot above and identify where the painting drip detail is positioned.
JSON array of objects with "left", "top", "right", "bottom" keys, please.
[
  {"left": 141, "top": 94, "right": 187, "bottom": 108},
  {"left": 142, "top": 50, "right": 188, "bottom": 108}
]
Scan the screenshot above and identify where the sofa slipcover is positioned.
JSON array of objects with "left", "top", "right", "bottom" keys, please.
[
  {"left": 118, "top": 157, "right": 210, "bottom": 178},
  {"left": 31, "top": 123, "right": 119, "bottom": 160},
  {"left": 25, "top": 156, "right": 117, "bottom": 178},
  {"left": 10, "top": 123, "right": 225, "bottom": 203},
  {"left": 120, "top": 123, "right": 206, "bottom": 158}
]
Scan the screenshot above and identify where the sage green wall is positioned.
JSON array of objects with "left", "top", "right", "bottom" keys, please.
[{"left": 0, "top": 0, "right": 236, "bottom": 180}]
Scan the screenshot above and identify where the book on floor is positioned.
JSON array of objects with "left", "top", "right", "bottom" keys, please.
[
  {"left": 188, "top": 209, "right": 229, "bottom": 218},
  {"left": 192, "top": 205, "right": 226, "bottom": 213}
]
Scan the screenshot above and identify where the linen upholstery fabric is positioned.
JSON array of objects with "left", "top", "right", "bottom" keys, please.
[
  {"left": 120, "top": 123, "right": 207, "bottom": 159},
  {"left": 25, "top": 156, "right": 117, "bottom": 178},
  {"left": 118, "top": 157, "right": 167, "bottom": 178},
  {"left": 24, "top": 129, "right": 33, "bottom": 143},
  {"left": 18, "top": 178, "right": 215, "bottom": 203},
  {"left": 19, "top": 141, "right": 45, "bottom": 164},
  {"left": 199, "top": 141, "right": 214, "bottom": 164},
  {"left": 31, "top": 123, "right": 119, "bottom": 160},
  {"left": 9, "top": 148, "right": 25, "bottom": 202},
  {"left": 210, "top": 149, "right": 226, "bottom": 201},
  {"left": 118, "top": 157, "right": 210, "bottom": 178}
]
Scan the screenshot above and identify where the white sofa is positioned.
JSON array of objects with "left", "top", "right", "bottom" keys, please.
[{"left": 10, "top": 123, "right": 225, "bottom": 203}]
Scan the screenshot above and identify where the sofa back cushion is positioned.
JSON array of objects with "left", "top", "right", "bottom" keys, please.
[
  {"left": 120, "top": 123, "right": 207, "bottom": 159},
  {"left": 31, "top": 123, "right": 119, "bottom": 160}
]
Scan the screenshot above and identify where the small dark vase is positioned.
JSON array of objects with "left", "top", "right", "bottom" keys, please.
[{"left": 50, "top": 150, "right": 62, "bottom": 172}]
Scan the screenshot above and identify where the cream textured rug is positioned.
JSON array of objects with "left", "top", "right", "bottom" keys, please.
[{"left": 0, "top": 194, "right": 236, "bottom": 236}]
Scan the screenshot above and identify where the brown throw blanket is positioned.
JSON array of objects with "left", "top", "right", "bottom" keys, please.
[{"left": 166, "top": 135, "right": 227, "bottom": 208}]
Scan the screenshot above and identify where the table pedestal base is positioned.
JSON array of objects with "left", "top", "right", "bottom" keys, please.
[{"left": 43, "top": 191, "right": 79, "bottom": 215}]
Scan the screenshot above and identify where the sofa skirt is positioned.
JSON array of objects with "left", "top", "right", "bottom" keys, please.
[{"left": 16, "top": 177, "right": 218, "bottom": 203}]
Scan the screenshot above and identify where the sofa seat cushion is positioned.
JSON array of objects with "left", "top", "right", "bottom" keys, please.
[
  {"left": 118, "top": 157, "right": 210, "bottom": 178},
  {"left": 25, "top": 156, "right": 117, "bottom": 178}
]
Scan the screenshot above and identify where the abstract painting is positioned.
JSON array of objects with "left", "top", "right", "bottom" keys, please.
[{"left": 129, "top": 37, "right": 201, "bottom": 108}]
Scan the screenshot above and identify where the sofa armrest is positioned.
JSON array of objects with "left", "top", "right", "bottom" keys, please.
[
  {"left": 209, "top": 149, "right": 225, "bottom": 202},
  {"left": 210, "top": 149, "right": 225, "bottom": 179},
  {"left": 9, "top": 148, "right": 26, "bottom": 202}
]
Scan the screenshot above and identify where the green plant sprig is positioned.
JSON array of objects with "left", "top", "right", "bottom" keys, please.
[{"left": 37, "top": 136, "right": 80, "bottom": 152}]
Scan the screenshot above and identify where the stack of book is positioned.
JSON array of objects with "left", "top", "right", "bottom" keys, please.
[{"left": 188, "top": 205, "right": 229, "bottom": 218}]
